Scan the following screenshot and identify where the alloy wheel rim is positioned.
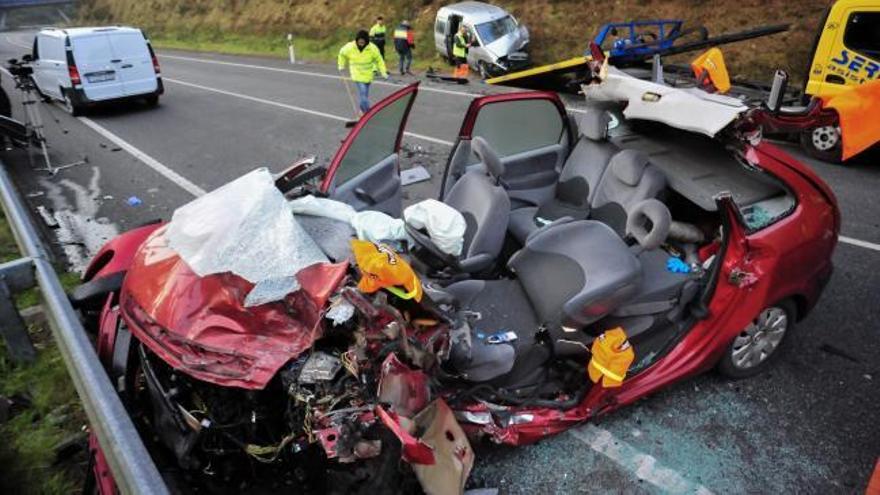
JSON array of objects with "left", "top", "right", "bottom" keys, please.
[
  {"left": 811, "top": 126, "right": 840, "bottom": 151},
  {"left": 731, "top": 307, "right": 787, "bottom": 370}
]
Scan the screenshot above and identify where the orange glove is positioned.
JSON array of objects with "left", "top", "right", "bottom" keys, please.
[
  {"left": 588, "top": 327, "right": 634, "bottom": 388},
  {"left": 351, "top": 240, "right": 423, "bottom": 302}
]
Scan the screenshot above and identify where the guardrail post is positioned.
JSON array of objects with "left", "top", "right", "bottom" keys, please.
[{"left": 0, "top": 276, "right": 35, "bottom": 362}]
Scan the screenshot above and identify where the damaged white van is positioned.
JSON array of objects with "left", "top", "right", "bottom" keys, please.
[{"left": 28, "top": 27, "right": 163, "bottom": 115}]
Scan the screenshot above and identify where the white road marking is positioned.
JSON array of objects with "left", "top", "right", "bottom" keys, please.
[
  {"left": 569, "top": 424, "right": 715, "bottom": 494},
  {"left": 164, "top": 77, "right": 455, "bottom": 147},
  {"left": 840, "top": 235, "right": 880, "bottom": 252},
  {"left": 161, "top": 53, "right": 591, "bottom": 114},
  {"left": 78, "top": 117, "right": 207, "bottom": 197},
  {"left": 4, "top": 34, "right": 30, "bottom": 49}
]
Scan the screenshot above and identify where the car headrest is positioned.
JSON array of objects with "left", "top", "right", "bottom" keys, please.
[
  {"left": 610, "top": 149, "right": 650, "bottom": 186},
  {"left": 626, "top": 199, "right": 671, "bottom": 251},
  {"left": 472, "top": 136, "right": 505, "bottom": 181},
  {"left": 579, "top": 109, "right": 611, "bottom": 141}
]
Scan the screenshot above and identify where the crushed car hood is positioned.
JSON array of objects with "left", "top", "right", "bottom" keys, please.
[{"left": 121, "top": 225, "right": 348, "bottom": 389}]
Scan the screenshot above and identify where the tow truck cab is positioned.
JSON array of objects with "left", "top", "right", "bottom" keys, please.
[{"left": 805, "top": 0, "right": 880, "bottom": 99}]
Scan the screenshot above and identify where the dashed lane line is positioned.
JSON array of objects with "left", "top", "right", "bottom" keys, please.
[
  {"left": 77, "top": 117, "right": 207, "bottom": 197},
  {"left": 569, "top": 424, "right": 715, "bottom": 495},
  {"left": 163, "top": 77, "right": 455, "bottom": 147}
]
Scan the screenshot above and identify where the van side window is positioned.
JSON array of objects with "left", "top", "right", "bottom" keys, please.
[
  {"left": 32, "top": 38, "right": 39, "bottom": 60},
  {"left": 435, "top": 18, "right": 447, "bottom": 34},
  {"left": 843, "top": 12, "right": 880, "bottom": 60}
]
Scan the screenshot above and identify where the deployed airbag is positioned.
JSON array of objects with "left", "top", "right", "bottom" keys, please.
[
  {"left": 167, "top": 168, "right": 328, "bottom": 307},
  {"left": 404, "top": 199, "right": 466, "bottom": 256}
]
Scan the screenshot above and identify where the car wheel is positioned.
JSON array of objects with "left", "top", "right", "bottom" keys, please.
[
  {"left": 799, "top": 125, "right": 843, "bottom": 164},
  {"left": 62, "top": 91, "right": 82, "bottom": 116},
  {"left": 718, "top": 300, "right": 795, "bottom": 379}
]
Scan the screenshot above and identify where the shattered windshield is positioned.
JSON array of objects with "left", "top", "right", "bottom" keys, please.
[{"left": 475, "top": 16, "right": 517, "bottom": 45}]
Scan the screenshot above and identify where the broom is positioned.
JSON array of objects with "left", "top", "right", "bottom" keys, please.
[{"left": 341, "top": 76, "right": 360, "bottom": 128}]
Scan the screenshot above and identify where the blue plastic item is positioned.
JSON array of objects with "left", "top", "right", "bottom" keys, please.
[
  {"left": 126, "top": 196, "right": 143, "bottom": 207},
  {"left": 666, "top": 257, "right": 691, "bottom": 274}
]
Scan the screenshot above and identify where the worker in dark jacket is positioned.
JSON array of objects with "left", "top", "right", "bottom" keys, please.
[
  {"left": 369, "top": 16, "right": 387, "bottom": 59},
  {"left": 393, "top": 20, "right": 415, "bottom": 75}
]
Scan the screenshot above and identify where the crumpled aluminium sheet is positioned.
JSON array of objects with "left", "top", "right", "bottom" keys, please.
[
  {"left": 582, "top": 67, "right": 748, "bottom": 137},
  {"left": 167, "top": 168, "right": 328, "bottom": 307}
]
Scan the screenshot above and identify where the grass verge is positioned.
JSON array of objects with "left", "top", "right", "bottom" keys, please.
[
  {"left": 152, "top": 30, "right": 447, "bottom": 73},
  {"left": 0, "top": 210, "right": 86, "bottom": 494}
]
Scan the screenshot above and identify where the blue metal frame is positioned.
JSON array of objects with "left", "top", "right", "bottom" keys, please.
[{"left": 590, "top": 20, "right": 684, "bottom": 62}]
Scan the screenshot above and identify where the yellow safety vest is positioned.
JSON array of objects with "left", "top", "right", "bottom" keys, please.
[
  {"left": 338, "top": 41, "right": 388, "bottom": 83},
  {"left": 453, "top": 33, "right": 467, "bottom": 59},
  {"left": 369, "top": 23, "right": 387, "bottom": 40}
]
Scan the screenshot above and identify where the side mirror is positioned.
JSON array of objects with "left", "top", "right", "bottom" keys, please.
[
  {"left": 766, "top": 70, "right": 788, "bottom": 113},
  {"left": 21, "top": 54, "right": 33, "bottom": 63}
]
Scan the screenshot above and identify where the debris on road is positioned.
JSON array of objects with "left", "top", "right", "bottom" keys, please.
[
  {"left": 401, "top": 165, "right": 431, "bottom": 186},
  {"left": 126, "top": 196, "right": 142, "bottom": 206}
]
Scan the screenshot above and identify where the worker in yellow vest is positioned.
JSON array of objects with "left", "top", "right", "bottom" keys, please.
[
  {"left": 452, "top": 25, "right": 472, "bottom": 78},
  {"left": 338, "top": 30, "right": 388, "bottom": 115},
  {"left": 369, "top": 16, "right": 387, "bottom": 60},
  {"left": 393, "top": 20, "right": 415, "bottom": 76}
]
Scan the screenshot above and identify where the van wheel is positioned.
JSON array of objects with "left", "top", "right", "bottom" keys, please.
[
  {"left": 800, "top": 125, "right": 843, "bottom": 164},
  {"left": 62, "top": 91, "right": 82, "bottom": 116},
  {"left": 144, "top": 94, "right": 159, "bottom": 108}
]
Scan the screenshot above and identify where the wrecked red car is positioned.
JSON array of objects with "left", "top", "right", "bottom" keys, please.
[{"left": 71, "top": 82, "right": 838, "bottom": 493}]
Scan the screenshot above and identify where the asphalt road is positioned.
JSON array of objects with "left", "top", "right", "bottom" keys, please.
[{"left": 1, "top": 27, "right": 878, "bottom": 494}]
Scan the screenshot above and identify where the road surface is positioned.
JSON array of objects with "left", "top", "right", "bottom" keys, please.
[{"left": 1, "top": 28, "right": 877, "bottom": 494}]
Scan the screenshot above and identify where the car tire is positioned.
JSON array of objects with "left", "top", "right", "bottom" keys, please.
[
  {"left": 62, "top": 90, "right": 83, "bottom": 116},
  {"left": 718, "top": 300, "right": 795, "bottom": 379},
  {"left": 144, "top": 94, "right": 159, "bottom": 108},
  {"left": 799, "top": 125, "right": 843, "bottom": 164}
]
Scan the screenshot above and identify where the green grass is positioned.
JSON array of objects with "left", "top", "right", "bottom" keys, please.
[
  {"left": 0, "top": 323, "right": 86, "bottom": 495},
  {"left": 152, "top": 30, "right": 446, "bottom": 72},
  {"left": 0, "top": 212, "right": 85, "bottom": 494}
]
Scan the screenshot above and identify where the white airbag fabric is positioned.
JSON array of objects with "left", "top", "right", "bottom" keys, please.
[
  {"left": 350, "top": 210, "right": 407, "bottom": 243},
  {"left": 289, "top": 195, "right": 356, "bottom": 223},
  {"left": 167, "top": 168, "right": 328, "bottom": 307},
  {"left": 404, "top": 199, "right": 466, "bottom": 256}
]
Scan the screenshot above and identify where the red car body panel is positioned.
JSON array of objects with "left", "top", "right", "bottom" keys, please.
[
  {"left": 85, "top": 87, "right": 839, "bottom": 494},
  {"left": 120, "top": 226, "right": 349, "bottom": 389},
  {"left": 82, "top": 222, "right": 163, "bottom": 282}
]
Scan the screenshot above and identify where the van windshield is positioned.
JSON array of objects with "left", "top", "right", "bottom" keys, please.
[{"left": 475, "top": 16, "right": 517, "bottom": 45}]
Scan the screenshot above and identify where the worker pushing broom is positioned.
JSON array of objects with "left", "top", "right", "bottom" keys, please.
[{"left": 338, "top": 30, "right": 388, "bottom": 127}]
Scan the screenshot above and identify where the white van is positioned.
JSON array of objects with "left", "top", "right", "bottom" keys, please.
[{"left": 28, "top": 27, "right": 163, "bottom": 115}]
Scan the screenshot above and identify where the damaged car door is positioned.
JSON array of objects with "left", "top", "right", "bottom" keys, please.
[
  {"left": 441, "top": 91, "right": 572, "bottom": 209},
  {"left": 320, "top": 83, "right": 419, "bottom": 217}
]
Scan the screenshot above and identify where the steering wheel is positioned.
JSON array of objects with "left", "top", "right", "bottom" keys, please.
[{"left": 404, "top": 223, "right": 462, "bottom": 271}]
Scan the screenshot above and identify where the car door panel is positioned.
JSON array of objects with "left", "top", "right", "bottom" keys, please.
[
  {"left": 442, "top": 92, "right": 571, "bottom": 206},
  {"left": 73, "top": 34, "right": 125, "bottom": 102},
  {"left": 320, "top": 83, "right": 419, "bottom": 218},
  {"left": 332, "top": 154, "right": 401, "bottom": 214}
]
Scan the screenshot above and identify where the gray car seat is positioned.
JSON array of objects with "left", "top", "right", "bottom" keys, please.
[
  {"left": 588, "top": 149, "right": 667, "bottom": 237},
  {"left": 438, "top": 136, "right": 511, "bottom": 273},
  {"left": 444, "top": 219, "right": 641, "bottom": 387},
  {"left": 509, "top": 109, "right": 617, "bottom": 243}
]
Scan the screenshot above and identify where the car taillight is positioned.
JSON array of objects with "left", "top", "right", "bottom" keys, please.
[
  {"left": 151, "top": 53, "right": 160, "bottom": 74},
  {"left": 68, "top": 64, "right": 81, "bottom": 85}
]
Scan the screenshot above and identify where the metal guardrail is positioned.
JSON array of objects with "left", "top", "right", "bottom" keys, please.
[{"left": 0, "top": 161, "right": 168, "bottom": 495}]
